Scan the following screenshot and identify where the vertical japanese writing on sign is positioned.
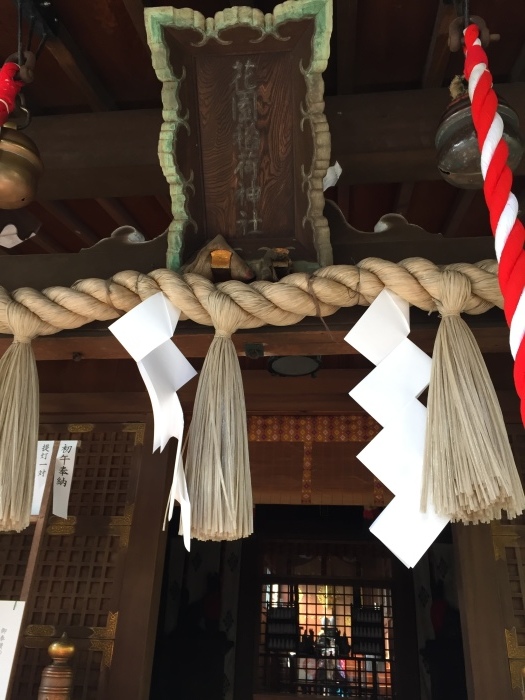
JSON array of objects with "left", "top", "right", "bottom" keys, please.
[
  {"left": 31, "top": 440, "right": 55, "bottom": 515},
  {"left": 0, "top": 601, "right": 25, "bottom": 700},
  {"left": 232, "top": 58, "right": 262, "bottom": 236},
  {"left": 52, "top": 440, "right": 79, "bottom": 519}
]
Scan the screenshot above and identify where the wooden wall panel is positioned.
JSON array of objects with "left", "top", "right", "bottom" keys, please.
[
  {"left": 311, "top": 442, "right": 375, "bottom": 506},
  {"left": 0, "top": 529, "right": 34, "bottom": 601},
  {"left": 10, "top": 423, "right": 142, "bottom": 699},
  {"left": 250, "top": 443, "right": 304, "bottom": 504},
  {"left": 8, "top": 417, "right": 170, "bottom": 700}
]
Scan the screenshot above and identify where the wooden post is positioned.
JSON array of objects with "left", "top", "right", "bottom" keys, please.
[
  {"left": 453, "top": 523, "right": 515, "bottom": 699},
  {"left": 37, "top": 634, "right": 75, "bottom": 700}
]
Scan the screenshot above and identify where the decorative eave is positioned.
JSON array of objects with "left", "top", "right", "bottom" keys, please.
[{"left": 144, "top": 1, "right": 333, "bottom": 269}]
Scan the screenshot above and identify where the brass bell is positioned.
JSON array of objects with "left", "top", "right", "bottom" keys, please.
[
  {"left": 0, "top": 123, "right": 43, "bottom": 209},
  {"left": 436, "top": 94, "right": 524, "bottom": 189}
]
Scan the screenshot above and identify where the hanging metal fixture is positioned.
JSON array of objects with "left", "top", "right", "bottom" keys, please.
[
  {"left": 436, "top": 93, "right": 524, "bottom": 189},
  {"left": 0, "top": 0, "right": 57, "bottom": 209},
  {"left": 268, "top": 356, "right": 322, "bottom": 377},
  {"left": 435, "top": 2, "right": 524, "bottom": 189}
]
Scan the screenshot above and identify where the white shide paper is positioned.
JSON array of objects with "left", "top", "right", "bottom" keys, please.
[
  {"left": 345, "top": 289, "right": 449, "bottom": 568},
  {"left": 109, "top": 292, "right": 197, "bottom": 550}
]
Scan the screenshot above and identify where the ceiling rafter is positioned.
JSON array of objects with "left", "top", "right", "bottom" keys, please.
[
  {"left": 336, "top": 0, "right": 359, "bottom": 95},
  {"left": 43, "top": 26, "right": 115, "bottom": 111},
  {"left": 422, "top": 1, "right": 456, "bottom": 88},
  {"left": 120, "top": 0, "right": 148, "bottom": 45},
  {"left": 335, "top": 186, "right": 350, "bottom": 222},
  {"left": 394, "top": 182, "right": 415, "bottom": 217},
  {"left": 38, "top": 201, "right": 100, "bottom": 247},
  {"left": 95, "top": 198, "right": 141, "bottom": 231},
  {"left": 511, "top": 42, "right": 525, "bottom": 82},
  {"left": 31, "top": 229, "right": 67, "bottom": 254},
  {"left": 154, "top": 196, "right": 173, "bottom": 218},
  {"left": 441, "top": 189, "right": 477, "bottom": 237}
]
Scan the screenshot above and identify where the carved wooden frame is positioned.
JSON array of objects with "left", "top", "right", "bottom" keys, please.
[{"left": 145, "top": 1, "right": 333, "bottom": 270}]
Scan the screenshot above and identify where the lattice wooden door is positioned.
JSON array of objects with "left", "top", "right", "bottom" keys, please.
[{"left": 1, "top": 420, "right": 171, "bottom": 700}]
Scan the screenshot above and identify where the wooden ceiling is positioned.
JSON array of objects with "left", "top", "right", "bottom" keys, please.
[{"left": 1, "top": 0, "right": 524, "bottom": 256}]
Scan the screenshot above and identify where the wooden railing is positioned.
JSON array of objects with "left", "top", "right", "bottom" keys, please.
[{"left": 37, "top": 634, "right": 75, "bottom": 700}]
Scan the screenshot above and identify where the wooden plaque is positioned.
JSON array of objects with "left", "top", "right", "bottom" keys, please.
[{"left": 146, "top": 1, "right": 333, "bottom": 269}]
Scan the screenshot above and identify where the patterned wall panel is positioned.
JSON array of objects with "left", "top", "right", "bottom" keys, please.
[
  {"left": 9, "top": 422, "right": 144, "bottom": 700},
  {"left": 248, "top": 416, "right": 386, "bottom": 506}
]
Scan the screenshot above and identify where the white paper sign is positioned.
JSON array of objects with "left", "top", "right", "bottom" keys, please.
[
  {"left": 0, "top": 601, "right": 25, "bottom": 700},
  {"left": 109, "top": 292, "right": 197, "bottom": 551},
  {"left": 31, "top": 441, "right": 54, "bottom": 516},
  {"left": 52, "top": 440, "right": 78, "bottom": 519}
]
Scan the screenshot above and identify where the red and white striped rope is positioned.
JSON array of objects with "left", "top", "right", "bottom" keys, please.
[
  {"left": 463, "top": 23, "right": 525, "bottom": 424},
  {"left": 0, "top": 62, "right": 24, "bottom": 126}
]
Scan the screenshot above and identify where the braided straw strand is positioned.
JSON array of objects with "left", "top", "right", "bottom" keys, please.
[{"left": 0, "top": 258, "right": 502, "bottom": 338}]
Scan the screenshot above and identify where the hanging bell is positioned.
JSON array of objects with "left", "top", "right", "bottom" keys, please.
[
  {"left": 0, "top": 123, "right": 43, "bottom": 209},
  {"left": 436, "top": 94, "right": 524, "bottom": 189}
]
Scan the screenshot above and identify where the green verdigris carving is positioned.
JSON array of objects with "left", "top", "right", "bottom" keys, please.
[{"left": 145, "top": 1, "right": 333, "bottom": 271}]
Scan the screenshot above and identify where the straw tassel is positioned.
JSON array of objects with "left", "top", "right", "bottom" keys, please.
[
  {"left": 421, "top": 269, "right": 525, "bottom": 523},
  {"left": 184, "top": 287, "right": 253, "bottom": 541},
  {"left": 0, "top": 301, "right": 41, "bottom": 531}
]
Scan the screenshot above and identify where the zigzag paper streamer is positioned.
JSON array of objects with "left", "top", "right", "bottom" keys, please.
[
  {"left": 109, "top": 292, "right": 197, "bottom": 550},
  {"left": 345, "top": 290, "right": 449, "bottom": 568}
]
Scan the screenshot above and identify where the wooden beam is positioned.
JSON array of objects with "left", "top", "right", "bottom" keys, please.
[
  {"left": 27, "top": 110, "right": 167, "bottom": 200},
  {"left": 37, "top": 381, "right": 520, "bottom": 422},
  {"left": 0, "top": 309, "right": 510, "bottom": 361},
  {"left": 422, "top": 2, "right": 456, "bottom": 88},
  {"left": 325, "top": 83, "right": 525, "bottom": 184},
  {"left": 0, "top": 220, "right": 498, "bottom": 295},
  {"left": 0, "top": 233, "right": 167, "bottom": 292},
  {"left": 25, "top": 84, "right": 525, "bottom": 199}
]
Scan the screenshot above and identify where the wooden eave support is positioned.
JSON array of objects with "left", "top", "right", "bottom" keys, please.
[{"left": 0, "top": 306, "right": 509, "bottom": 361}]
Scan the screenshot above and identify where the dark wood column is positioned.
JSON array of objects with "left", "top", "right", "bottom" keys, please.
[{"left": 453, "top": 523, "right": 516, "bottom": 699}]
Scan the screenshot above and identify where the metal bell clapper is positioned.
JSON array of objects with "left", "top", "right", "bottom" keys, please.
[
  {"left": 0, "top": 98, "right": 43, "bottom": 209},
  {"left": 436, "top": 94, "right": 524, "bottom": 189}
]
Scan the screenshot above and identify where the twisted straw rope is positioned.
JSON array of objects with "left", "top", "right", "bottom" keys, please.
[{"left": 0, "top": 257, "right": 501, "bottom": 338}]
